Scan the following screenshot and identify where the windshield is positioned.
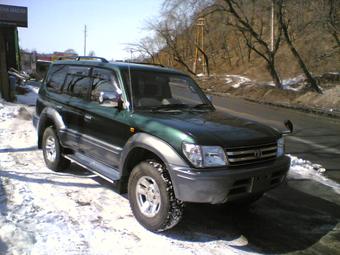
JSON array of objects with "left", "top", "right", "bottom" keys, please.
[{"left": 123, "top": 70, "right": 213, "bottom": 111}]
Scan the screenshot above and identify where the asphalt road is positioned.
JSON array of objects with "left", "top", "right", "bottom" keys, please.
[{"left": 211, "top": 94, "right": 340, "bottom": 183}]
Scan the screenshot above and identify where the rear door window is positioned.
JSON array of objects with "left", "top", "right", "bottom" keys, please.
[
  {"left": 63, "top": 66, "right": 92, "bottom": 99},
  {"left": 46, "top": 65, "right": 68, "bottom": 92}
]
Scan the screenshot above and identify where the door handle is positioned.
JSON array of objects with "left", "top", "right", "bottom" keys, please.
[{"left": 84, "top": 114, "right": 92, "bottom": 121}]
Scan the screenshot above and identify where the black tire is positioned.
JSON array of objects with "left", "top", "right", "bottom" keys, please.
[
  {"left": 42, "top": 127, "right": 70, "bottom": 172},
  {"left": 128, "top": 160, "right": 184, "bottom": 232}
]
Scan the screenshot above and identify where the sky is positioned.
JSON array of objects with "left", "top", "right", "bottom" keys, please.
[{"left": 1, "top": 0, "right": 163, "bottom": 60}]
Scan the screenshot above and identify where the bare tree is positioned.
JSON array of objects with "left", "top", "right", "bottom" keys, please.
[
  {"left": 214, "top": 0, "right": 283, "bottom": 88},
  {"left": 153, "top": 21, "right": 196, "bottom": 74},
  {"left": 146, "top": 3, "right": 199, "bottom": 74},
  {"left": 125, "top": 36, "right": 160, "bottom": 63},
  {"left": 325, "top": 0, "right": 340, "bottom": 47},
  {"left": 277, "top": 0, "right": 322, "bottom": 93},
  {"left": 146, "top": 0, "right": 214, "bottom": 74}
]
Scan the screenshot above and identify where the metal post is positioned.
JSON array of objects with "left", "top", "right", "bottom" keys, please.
[
  {"left": 193, "top": 18, "right": 206, "bottom": 75},
  {"left": 271, "top": 1, "right": 274, "bottom": 52},
  {"left": 84, "top": 25, "right": 87, "bottom": 56}
]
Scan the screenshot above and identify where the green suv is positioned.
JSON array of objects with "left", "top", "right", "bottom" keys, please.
[{"left": 33, "top": 57, "right": 291, "bottom": 232}]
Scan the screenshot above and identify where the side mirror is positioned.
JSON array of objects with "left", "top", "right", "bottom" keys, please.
[
  {"left": 98, "top": 91, "right": 123, "bottom": 111},
  {"left": 282, "top": 119, "right": 293, "bottom": 135}
]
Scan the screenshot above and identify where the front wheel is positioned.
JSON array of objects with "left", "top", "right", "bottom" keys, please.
[
  {"left": 128, "top": 160, "right": 184, "bottom": 232},
  {"left": 42, "top": 127, "right": 70, "bottom": 172}
]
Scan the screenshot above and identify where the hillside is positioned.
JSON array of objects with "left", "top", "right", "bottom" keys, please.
[{"left": 136, "top": 0, "right": 339, "bottom": 83}]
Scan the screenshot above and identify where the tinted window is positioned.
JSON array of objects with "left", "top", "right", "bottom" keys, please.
[
  {"left": 122, "top": 70, "right": 208, "bottom": 108},
  {"left": 46, "top": 65, "right": 68, "bottom": 92},
  {"left": 63, "top": 66, "right": 91, "bottom": 99},
  {"left": 91, "top": 68, "right": 120, "bottom": 101}
]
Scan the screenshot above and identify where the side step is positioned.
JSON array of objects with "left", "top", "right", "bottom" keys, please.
[{"left": 64, "top": 152, "right": 120, "bottom": 183}]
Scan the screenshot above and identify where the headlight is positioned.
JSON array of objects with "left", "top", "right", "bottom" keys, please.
[
  {"left": 277, "top": 137, "right": 285, "bottom": 157},
  {"left": 182, "top": 142, "right": 227, "bottom": 168}
]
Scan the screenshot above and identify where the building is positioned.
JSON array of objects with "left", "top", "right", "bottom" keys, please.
[{"left": 0, "top": 4, "right": 27, "bottom": 101}]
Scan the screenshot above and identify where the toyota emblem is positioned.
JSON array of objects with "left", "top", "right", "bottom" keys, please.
[{"left": 254, "top": 149, "right": 262, "bottom": 158}]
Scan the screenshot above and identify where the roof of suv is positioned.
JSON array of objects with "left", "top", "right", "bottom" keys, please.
[{"left": 52, "top": 60, "right": 186, "bottom": 75}]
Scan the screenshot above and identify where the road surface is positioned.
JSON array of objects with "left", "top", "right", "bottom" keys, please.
[{"left": 211, "top": 94, "right": 340, "bottom": 183}]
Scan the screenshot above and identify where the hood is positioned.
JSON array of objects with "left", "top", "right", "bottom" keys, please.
[{"left": 132, "top": 110, "right": 280, "bottom": 148}]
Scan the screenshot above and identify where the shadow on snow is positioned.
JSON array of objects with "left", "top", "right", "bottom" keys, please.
[{"left": 162, "top": 183, "right": 340, "bottom": 254}]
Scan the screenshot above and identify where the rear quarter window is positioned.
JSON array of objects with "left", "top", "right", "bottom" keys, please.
[{"left": 46, "top": 65, "right": 68, "bottom": 92}]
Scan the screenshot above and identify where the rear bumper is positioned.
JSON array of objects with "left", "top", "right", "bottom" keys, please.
[{"left": 169, "top": 156, "right": 290, "bottom": 204}]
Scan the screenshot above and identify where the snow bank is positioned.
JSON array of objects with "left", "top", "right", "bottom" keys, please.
[{"left": 288, "top": 155, "right": 340, "bottom": 194}]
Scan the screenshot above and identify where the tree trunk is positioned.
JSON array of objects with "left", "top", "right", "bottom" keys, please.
[
  {"left": 237, "top": 38, "right": 245, "bottom": 64},
  {"left": 278, "top": 1, "right": 322, "bottom": 93},
  {"left": 267, "top": 59, "right": 282, "bottom": 89},
  {"left": 285, "top": 37, "right": 322, "bottom": 93}
]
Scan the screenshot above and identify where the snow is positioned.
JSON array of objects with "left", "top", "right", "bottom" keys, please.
[
  {"left": 0, "top": 100, "right": 339, "bottom": 254},
  {"left": 288, "top": 155, "right": 340, "bottom": 194},
  {"left": 0, "top": 103, "right": 19, "bottom": 122},
  {"left": 224, "top": 75, "right": 251, "bottom": 88},
  {"left": 0, "top": 102, "right": 243, "bottom": 255},
  {"left": 266, "top": 75, "right": 307, "bottom": 91},
  {"left": 15, "top": 84, "right": 39, "bottom": 106}
]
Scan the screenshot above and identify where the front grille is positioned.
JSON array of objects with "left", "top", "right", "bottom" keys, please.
[{"left": 225, "top": 142, "right": 277, "bottom": 166}]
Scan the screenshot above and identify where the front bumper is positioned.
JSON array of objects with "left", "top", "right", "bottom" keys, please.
[{"left": 169, "top": 156, "right": 290, "bottom": 204}]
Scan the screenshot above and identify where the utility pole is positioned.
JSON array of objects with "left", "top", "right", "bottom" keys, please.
[
  {"left": 84, "top": 24, "right": 87, "bottom": 56},
  {"left": 193, "top": 17, "right": 206, "bottom": 75},
  {"left": 271, "top": 1, "right": 274, "bottom": 52}
]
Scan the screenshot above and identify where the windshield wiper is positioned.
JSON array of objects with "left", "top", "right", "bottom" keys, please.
[
  {"left": 192, "top": 103, "right": 212, "bottom": 110},
  {"left": 147, "top": 104, "right": 190, "bottom": 112}
]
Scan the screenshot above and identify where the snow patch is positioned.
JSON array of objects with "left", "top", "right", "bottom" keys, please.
[
  {"left": 266, "top": 75, "right": 306, "bottom": 91},
  {"left": 223, "top": 75, "right": 251, "bottom": 88},
  {"left": 16, "top": 84, "right": 39, "bottom": 106},
  {"left": 0, "top": 105, "right": 18, "bottom": 121},
  {"left": 288, "top": 155, "right": 340, "bottom": 193}
]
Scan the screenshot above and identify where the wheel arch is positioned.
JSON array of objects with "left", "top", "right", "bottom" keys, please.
[
  {"left": 118, "top": 132, "right": 188, "bottom": 195},
  {"left": 37, "top": 107, "right": 66, "bottom": 149}
]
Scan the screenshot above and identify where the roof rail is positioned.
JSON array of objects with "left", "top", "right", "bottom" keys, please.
[
  {"left": 57, "top": 56, "right": 109, "bottom": 63},
  {"left": 117, "top": 60, "right": 165, "bottom": 67}
]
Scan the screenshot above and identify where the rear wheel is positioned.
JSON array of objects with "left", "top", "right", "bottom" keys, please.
[
  {"left": 128, "top": 160, "right": 184, "bottom": 232},
  {"left": 42, "top": 127, "right": 70, "bottom": 171}
]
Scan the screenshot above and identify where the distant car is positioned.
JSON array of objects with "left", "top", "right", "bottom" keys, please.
[{"left": 33, "top": 56, "right": 291, "bottom": 232}]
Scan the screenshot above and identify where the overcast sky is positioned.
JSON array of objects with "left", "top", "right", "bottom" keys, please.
[{"left": 2, "top": 0, "right": 162, "bottom": 60}]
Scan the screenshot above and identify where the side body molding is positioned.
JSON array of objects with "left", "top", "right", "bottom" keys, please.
[
  {"left": 37, "top": 107, "right": 66, "bottom": 148},
  {"left": 120, "top": 132, "right": 189, "bottom": 196}
]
